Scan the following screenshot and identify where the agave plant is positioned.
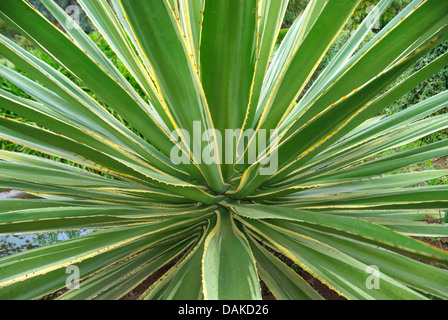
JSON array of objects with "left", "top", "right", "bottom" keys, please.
[{"left": 0, "top": 0, "right": 448, "bottom": 300}]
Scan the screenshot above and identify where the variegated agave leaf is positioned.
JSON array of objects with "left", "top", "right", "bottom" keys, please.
[{"left": 0, "top": 0, "right": 447, "bottom": 300}]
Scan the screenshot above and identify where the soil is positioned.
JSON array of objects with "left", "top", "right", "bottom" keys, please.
[
  {"left": 421, "top": 237, "right": 448, "bottom": 252},
  {"left": 260, "top": 246, "right": 346, "bottom": 300},
  {"left": 432, "top": 156, "right": 448, "bottom": 169},
  {"left": 412, "top": 237, "right": 448, "bottom": 270}
]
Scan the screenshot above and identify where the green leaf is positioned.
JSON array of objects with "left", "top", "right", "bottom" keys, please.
[
  {"left": 230, "top": 203, "right": 448, "bottom": 263},
  {"left": 247, "top": 234, "right": 323, "bottom": 300},
  {"left": 118, "top": 0, "right": 227, "bottom": 193},
  {"left": 202, "top": 209, "right": 261, "bottom": 300}
]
